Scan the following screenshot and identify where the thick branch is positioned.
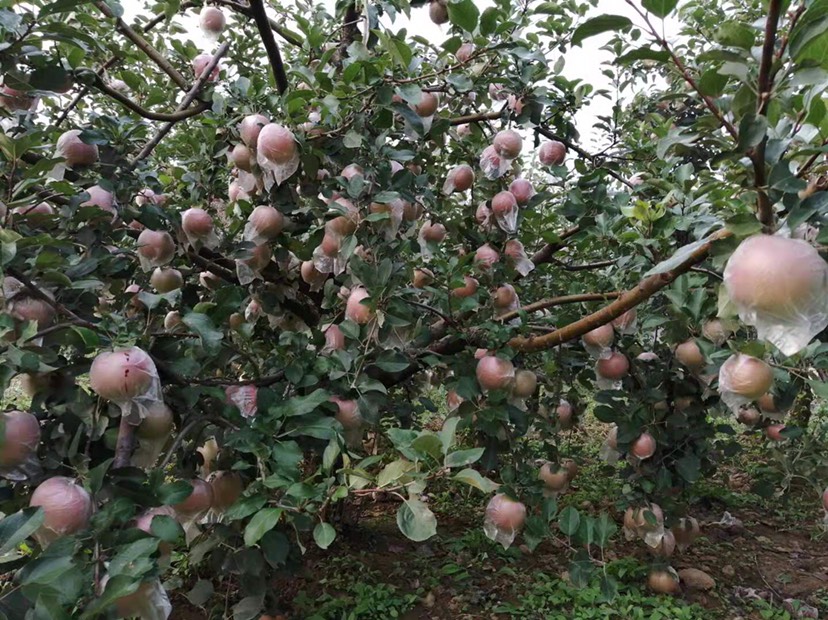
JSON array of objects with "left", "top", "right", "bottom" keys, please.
[
  {"left": 339, "top": 2, "right": 361, "bottom": 58},
  {"left": 92, "top": 74, "right": 210, "bottom": 121},
  {"left": 249, "top": 0, "right": 289, "bottom": 94},
  {"left": 507, "top": 231, "right": 732, "bottom": 352},
  {"left": 752, "top": 0, "right": 784, "bottom": 229},
  {"left": 130, "top": 43, "right": 229, "bottom": 167},
  {"left": 757, "top": 0, "right": 784, "bottom": 117},
  {"left": 497, "top": 291, "right": 622, "bottom": 323},
  {"left": 95, "top": 1, "right": 190, "bottom": 92}
]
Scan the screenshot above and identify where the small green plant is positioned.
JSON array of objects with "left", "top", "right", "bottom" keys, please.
[
  {"left": 492, "top": 565, "right": 708, "bottom": 620},
  {"left": 295, "top": 579, "right": 419, "bottom": 620}
]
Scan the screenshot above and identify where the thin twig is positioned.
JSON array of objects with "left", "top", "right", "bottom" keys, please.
[
  {"left": 796, "top": 138, "right": 828, "bottom": 178},
  {"left": 551, "top": 258, "right": 616, "bottom": 272},
  {"left": 159, "top": 417, "right": 203, "bottom": 469},
  {"left": 497, "top": 292, "right": 622, "bottom": 323},
  {"left": 94, "top": 1, "right": 189, "bottom": 92},
  {"left": 535, "top": 127, "right": 634, "bottom": 189},
  {"left": 6, "top": 268, "right": 99, "bottom": 331},
  {"left": 91, "top": 74, "right": 210, "bottom": 121},
  {"left": 55, "top": 59, "right": 118, "bottom": 127},
  {"left": 625, "top": 0, "right": 738, "bottom": 140},
  {"left": 130, "top": 43, "right": 229, "bottom": 167},
  {"left": 403, "top": 299, "right": 454, "bottom": 324},
  {"left": 212, "top": 0, "right": 303, "bottom": 46}
]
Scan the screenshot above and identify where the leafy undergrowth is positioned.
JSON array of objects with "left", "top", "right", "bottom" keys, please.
[{"left": 166, "top": 409, "right": 827, "bottom": 619}]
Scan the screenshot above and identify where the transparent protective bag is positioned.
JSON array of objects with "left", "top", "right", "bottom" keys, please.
[{"left": 723, "top": 234, "right": 828, "bottom": 356}]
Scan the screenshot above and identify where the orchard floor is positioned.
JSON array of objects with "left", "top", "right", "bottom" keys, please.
[{"left": 169, "top": 430, "right": 828, "bottom": 620}]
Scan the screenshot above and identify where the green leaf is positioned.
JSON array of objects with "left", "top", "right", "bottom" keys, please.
[
  {"left": 223, "top": 495, "right": 267, "bottom": 522},
  {"left": 598, "top": 574, "right": 619, "bottom": 602},
  {"left": 158, "top": 480, "right": 193, "bottom": 505},
  {"left": 594, "top": 513, "right": 617, "bottom": 548},
  {"left": 444, "top": 448, "right": 485, "bottom": 468},
  {"left": 571, "top": 15, "right": 632, "bottom": 47},
  {"left": 182, "top": 312, "right": 223, "bottom": 355},
  {"left": 726, "top": 212, "right": 763, "bottom": 236},
  {"left": 790, "top": 2, "right": 828, "bottom": 60},
  {"left": 453, "top": 468, "right": 499, "bottom": 493},
  {"left": 411, "top": 431, "right": 443, "bottom": 461},
  {"left": 438, "top": 416, "right": 460, "bottom": 454},
  {"left": 377, "top": 458, "right": 414, "bottom": 487},
  {"left": 615, "top": 47, "right": 670, "bottom": 65},
  {"left": 698, "top": 69, "right": 729, "bottom": 97},
  {"left": 809, "top": 378, "right": 828, "bottom": 399},
  {"left": 558, "top": 506, "right": 581, "bottom": 536},
  {"left": 343, "top": 130, "right": 363, "bottom": 148},
  {"left": 737, "top": 113, "right": 769, "bottom": 150},
  {"left": 446, "top": 73, "right": 473, "bottom": 92},
  {"left": 150, "top": 515, "right": 183, "bottom": 543},
  {"left": 312, "top": 522, "right": 336, "bottom": 549},
  {"left": 447, "top": 0, "right": 479, "bottom": 33},
  {"left": 20, "top": 554, "right": 74, "bottom": 586},
  {"left": 243, "top": 508, "right": 283, "bottom": 546},
  {"left": 274, "top": 389, "right": 331, "bottom": 417},
  {"left": 642, "top": 0, "right": 678, "bottom": 18},
  {"left": 396, "top": 498, "right": 437, "bottom": 542},
  {"left": 715, "top": 22, "right": 756, "bottom": 49},
  {"left": 675, "top": 454, "right": 701, "bottom": 483},
  {"left": 80, "top": 574, "right": 141, "bottom": 618},
  {"left": 0, "top": 508, "right": 44, "bottom": 555},
  {"left": 186, "top": 579, "right": 214, "bottom": 606},
  {"left": 479, "top": 6, "right": 499, "bottom": 36}
]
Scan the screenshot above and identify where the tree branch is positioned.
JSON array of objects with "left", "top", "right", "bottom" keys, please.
[
  {"left": 113, "top": 415, "right": 137, "bottom": 468},
  {"left": 249, "top": 0, "right": 289, "bottom": 94},
  {"left": 535, "top": 127, "right": 634, "bottom": 189},
  {"left": 55, "top": 59, "right": 119, "bottom": 127},
  {"left": 507, "top": 230, "right": 732, "bottom": 352},
  {"left": 625, "top": 0, "right": 738, "bottom": 140},
  {"left": 531, "top": 225, "right": 581, "bottom": 266},
  {"left": 795, "top": 138, "right": 828, "bottom": 178},
  {"left": 6, "top": 267, "right": 99, "bottom": 331},
  {"left": 91, "top": 74, "right": 210, "bottom": 121},
  {"left": 57, "top": 1, "right": 196, "bottom": 127},
  {"left": 95, "top": 1, "right": 190, "bottom": 93},
  {"left": 403, "top": 299, "right": 454, "bottom": 325},
  {"left": 497, "top": 291, "right": 622, "bottom": 323},
  {"left": 338, "top": 2, "right": 361, "bottom": 59},
  {"left": 752, "top": 0, "right": 785, "bottom": 229},
  {"left": 130, "top": 43, "right": 229, "bottom": 167},
  {"left": 551, "top": 258, "right": 616, "bottom": 272},
  {"left": 449, "top": 108, "right": 504, "bottom": 126},
  {"left": 211, "top": 0, "right": 303, "bottom": 46},
  {"left": 141, "top": 0, "right": 196, "bottom": 32}
]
